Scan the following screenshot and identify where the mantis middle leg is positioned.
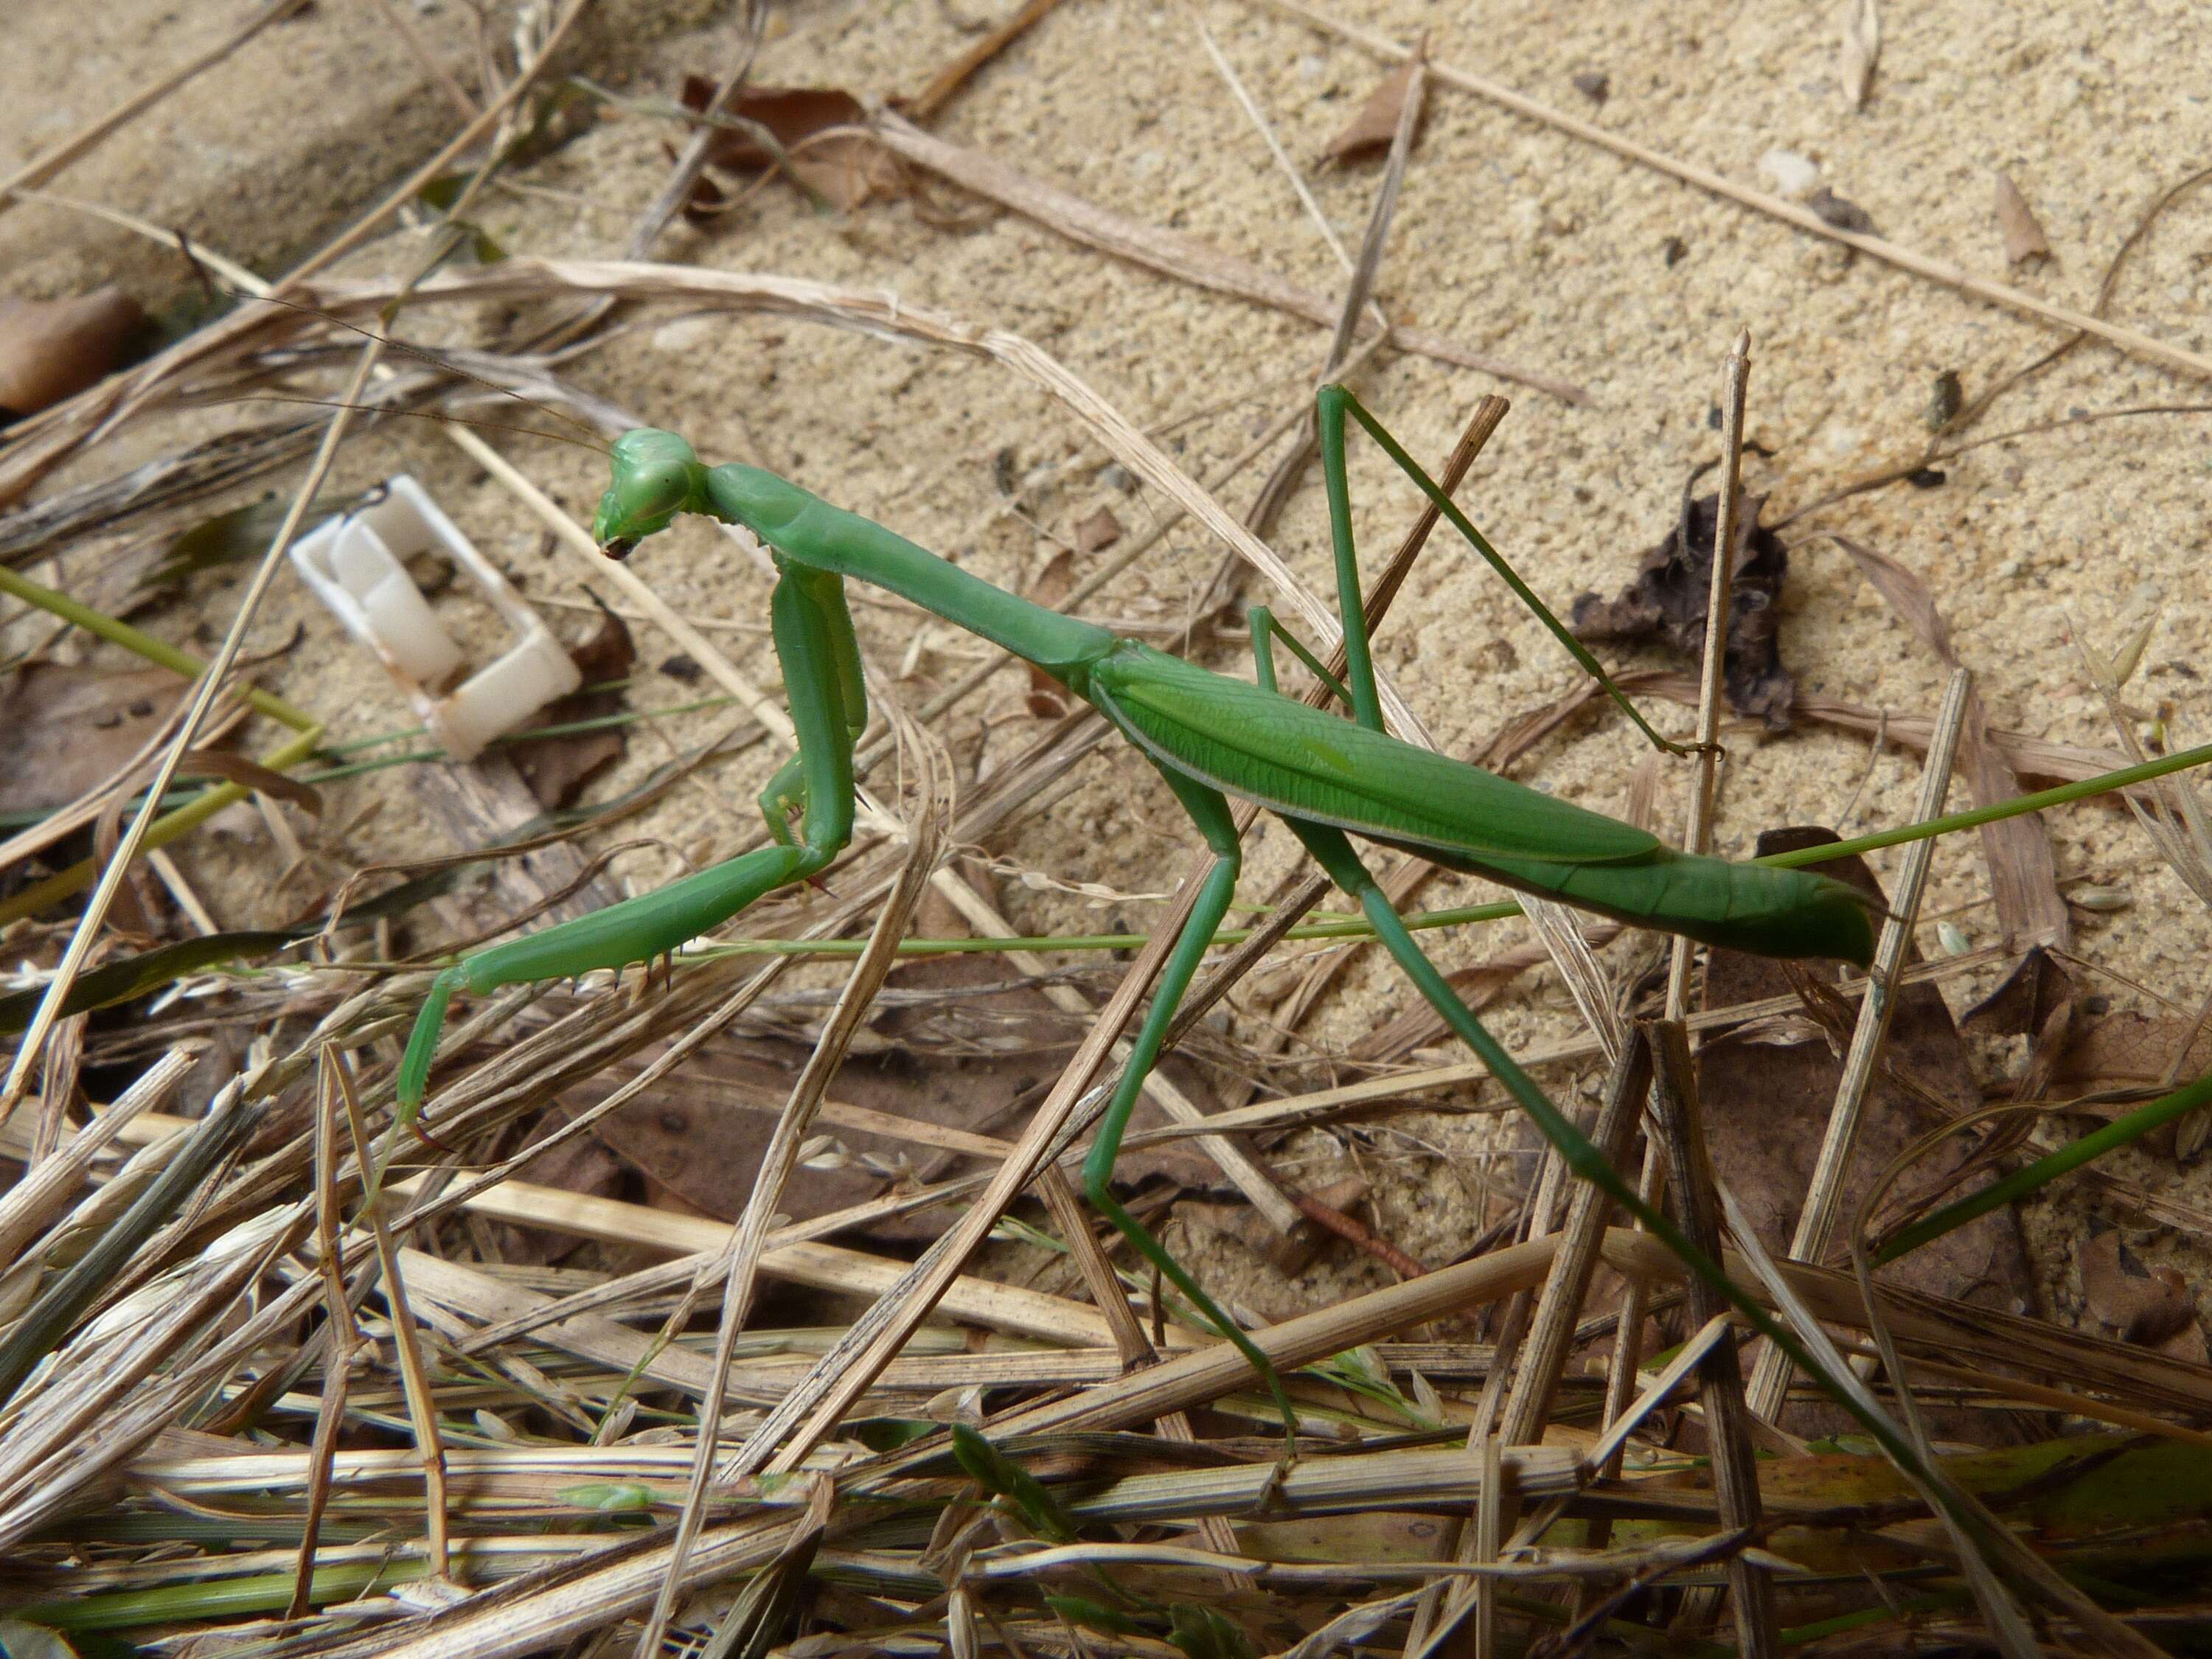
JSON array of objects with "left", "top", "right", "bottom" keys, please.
[
  {"left": 1077, "top": 765, "right": 1303, "bottom": 1435},
  {"left": 396, "top": 560, "right": 863, "bottom": 1118}
]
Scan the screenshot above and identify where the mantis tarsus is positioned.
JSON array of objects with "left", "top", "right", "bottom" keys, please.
[{"left": 396, "top": 384, "right": 1875, "bottom": 1428}]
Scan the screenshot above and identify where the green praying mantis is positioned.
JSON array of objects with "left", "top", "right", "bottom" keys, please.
[{"left": 394, "top": 383, "right": 1877, "bottom": 1425}]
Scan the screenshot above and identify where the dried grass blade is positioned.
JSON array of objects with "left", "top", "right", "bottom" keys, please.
[
  {"left": 1646, "top": 1020, "right": 1776, "bottom": 1655},
  {"left": 333, "top": 1051, "right": 451, "bottom": 1582},
  {"left": 0, "top": 1044, "right": 193, "bottom": 1264},
  {"left": 639, "top": 706, "right": 950, "bottom": 1657},
  {"left": 292, "top": 1062, "right": 366, "bottom": 1621},
  {"left": 1745, "top": 669, "right": 1970, "bottom": 1419},
  {"left": 1827, "top": 535, "right": 2070, "bottom": 947},
  {"left": 869, "top": 115, "right": 1586, "bottom": 401},
  {"left": 968, "top": 1235, "right": 1565, "bottom": 1444},
  {"left": 1711, "top": 1187, "right": 2069, "bottom": 1659}
]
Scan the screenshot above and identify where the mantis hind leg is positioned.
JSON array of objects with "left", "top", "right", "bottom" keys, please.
[
  {"left": 395, "top": 561, "right": 862, "bottom": 1121},
  {"left": 1247, "top": 606, "right": 1357, "bottom": 714},
  {"left": 1079, "top": 768, "right": 1301, "bottom": 1441},
  {"left": 1315, "top": 384, "right": 1687, "bottom": 755},
  {"left": 1285, "top": 817, "right": 1757, "bottom": 1309}
]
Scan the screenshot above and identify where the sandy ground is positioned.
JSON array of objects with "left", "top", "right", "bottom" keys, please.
[{"left": 4, "top": 0, "right": 2210, "bottom": 1330}]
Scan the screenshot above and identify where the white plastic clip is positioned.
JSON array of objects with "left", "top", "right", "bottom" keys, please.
[{"left": 291, "top": 476, "right": 580, "bottom": 762}]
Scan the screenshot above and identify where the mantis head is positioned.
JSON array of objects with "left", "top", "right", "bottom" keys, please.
[{"left": 594, "top": 429, "right": 706, "bottom": 559}]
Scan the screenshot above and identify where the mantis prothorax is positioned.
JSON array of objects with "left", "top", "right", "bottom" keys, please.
[{"left": 395, "top": 385, "right": 1875, "bottom": 1430}]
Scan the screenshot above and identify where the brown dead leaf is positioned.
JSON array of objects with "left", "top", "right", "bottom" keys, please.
[
  {"left": 1323, "top": 49, "right": 1428, "bottom": 164},
  {"left": 1073, "top": 506, "right": 1123, "bottom": 554},
  {"left": 1699, "top": 827, "right": 2038, "bottom": 1436},
  {"left": 2079, "top": 1228, "right": 2198, "bottom": 1347},
  {"left": 0, "top": 288, "right": 145, "bottom": 420},
  {"left": 1570, "top": 484, "right": 1795, "bottom": 728},
  {"left": 2054, "top": 1012, "right": 2212, "bottom": 1095},
  {"left": 1837, "top": 0, "right": 1880, "bottom": 108},
  {"left": 501, "top": 1120, "right": 636, "bottom": 1266},
  {"left": 679, "top": 79, "right": 905, "bottom": 212},
  {"left": 1994, "top": 171, "right": 2053, "bottom": 266},
  {"left": 0, "top": 664, "right": 182, "bottom": 813},
  {"left": 509, "top": 606, "right": 633, "bottom": 812},
  {"left": 1829, "top": 536, "right": 2070, "bottom": 950},
  {"left": 1964, "top": 945, "right": 2080, "bottom": 1104}
]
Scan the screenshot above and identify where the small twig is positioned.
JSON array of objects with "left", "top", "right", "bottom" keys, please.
[
  {"left": 1598, "top": 330, "right": 1752, "bottom": 1519},
  {"left": 289, "top": 1061, "right": 365, "bottom": 1621},
  {"left": 1744, "top": 668, "right": 1972, "bottom": 1417},
  {"left": 904, "top": 0, "right": 1069, "bottom": 122},
  {"left": 1293, "top": 1192, "right": 1427, "bottom": 1279},
  {"left": 1646, "top": 1019, "right": 1775, "bottom": 1656},
  {"left": 1668, "top": 329, "right": 1753, "bottom": 1017},
  {"left": 333, "top": 1048, "right": 450, "bottom": 1583}
]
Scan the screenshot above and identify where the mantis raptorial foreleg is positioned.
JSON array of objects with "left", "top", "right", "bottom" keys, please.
[{"left": 394, "top": 559, "right": 863, "bottom": 1110}]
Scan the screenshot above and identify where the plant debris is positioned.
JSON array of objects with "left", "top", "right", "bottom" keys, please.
[
  {"left": 1699, "top": 830, "right": 2039, "bottom": 1430},
  {"left": 0, "top": 664, "right": 182, "bottom": 813},
  {"left": 1994, "top": 170, "right": 2053, "bottom": 265},
  {"left": 1806, "top": 184, "right": 1877, "bottom": 234},
  {"left": 0, "top": 288, "right": 145, "bottom": 422},
  {"left": 678, "top": 79, "right": 905, "bottom": 213},
  {"left": 1837, "top": 0, "right": 1880, "bottom": 108},
  {"left": 2078, "top": 1228, "right": 2199, "bottom": 1349},
  {"left": 1571, "top": 480, "right": 1796, "bottom": 728},
  {"left": 1322, "top": 50, "right": 1427, "bottom": 164},
  {"left": 1072, "top": 504, "right": 1122, "bottom": 554}
]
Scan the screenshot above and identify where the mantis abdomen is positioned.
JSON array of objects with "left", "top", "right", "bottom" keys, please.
[{"left": 1091, "top": 641, "right": 1876, "bottom": 965}]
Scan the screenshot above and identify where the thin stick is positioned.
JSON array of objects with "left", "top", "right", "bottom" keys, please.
[
  {"left": 1668, "top": 328, "right": 1753, "bottom": 1016},
  {"left": 1259, "top": 1, "right": 2212, "bottom": 386},
  {"left": 1500, "top": 1032, "right": 1653, "bottom": 1443},
  {"left": 290, "top": 1060, "right": 364, "bottom": 1621},
  {"left": 1245, "top": 35, "right": 1423, "bottom": 582},
  {"left": 1597, "top": 331, "right": 1753, "bottom": 1503},
  {"left": 1745, "top": 667, "right": 1973, "bottom": 1416},
  {"left": 333, "top": 1049, "right": 449, "bottom": 1582},
  {"left": 1647, "top": 1020, "right": 1775, "bottom": 1656}
]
